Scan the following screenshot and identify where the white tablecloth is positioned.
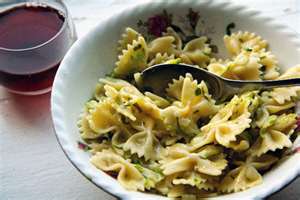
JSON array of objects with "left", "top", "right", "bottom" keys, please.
[{"left": 1, "top": 0, "right": 299, "bottom": 199}]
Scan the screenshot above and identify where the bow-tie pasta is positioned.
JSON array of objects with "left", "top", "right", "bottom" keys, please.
[
  {"left": 91, "top": 150, "right": 145, "bottom": 191},
  {"left": 220, "top": 154, "right": 278, "bottom": 192},
  {"left": 78, "top": 26, "right": 300, "bottom": 198},
  {"left": 223, "top": 31, "right": 267, "bottom": 56},
  {"left": 114, "top": 35, "right": 148, "bottom": 78}
]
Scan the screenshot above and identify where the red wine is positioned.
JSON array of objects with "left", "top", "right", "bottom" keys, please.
[{"left": 0, "top": 4, "right": 69, "bottom": 94}]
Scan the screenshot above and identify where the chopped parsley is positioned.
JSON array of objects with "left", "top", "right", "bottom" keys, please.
[
  {"left": 132, "top": 50, "right": 145, "bottom": 62},
  {"left": 165, "top": 58, "right": 181, "bottom": 64},
  {"left": 260, "top": 115, "right": 277, "bottom": 135},
  {"left": 260, "top": 56, "right": 266, "bottom": 59},
  {"left": 151, "top": 167, "right": 164, "bottom": 175},
  {"left": 134, "top": 164, "right": 145, "bottom": 173},
  {"left": 112, "top": 143, "right": 122, "bottom": 149},
  {"left": 203, "top": 51, "right": 211, "bottom": 56},
  {"left": 195, "top": 87, "right": 202, "bottom": 96},
  {"left": 176, "top": 117, "right": 183, "bottom": 133},
  {"left": 133, "top": 44, "right": 142, "bottom": 51},
  {"left": 244, "top": 47, "right": 253, "bottom": 52}
]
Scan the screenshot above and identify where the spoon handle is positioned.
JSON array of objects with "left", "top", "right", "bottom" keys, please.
[
  {"left": 257, "top": 78, "right": 300, "bottom": 88},
  {"left": 219, "top": 78, "right": 300, "bottom": 101},
  {"left": 226, "top": 78, "right": 300, "bottom": 90}
]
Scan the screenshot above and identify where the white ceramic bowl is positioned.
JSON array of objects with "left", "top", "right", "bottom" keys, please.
[{"left": 51, "top": 1, "right": 300, "bottom": 199}]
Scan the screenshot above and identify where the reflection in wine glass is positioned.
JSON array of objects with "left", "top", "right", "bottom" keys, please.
[{"left": 0, "top": 0, "right": 76, "bottom": 95}]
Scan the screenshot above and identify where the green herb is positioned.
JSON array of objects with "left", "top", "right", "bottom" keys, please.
[
  {"left": 112, "top": 143, "right": 122, "bottom": 149},
  {"left": 226, "top": 22, "right": 236, "bottom": 35},
  {"left": 144, "top": 178, "right": 154, "bottom": 189},
  {"left": 151, "top": 167, "right": 164, "bottom": 175},
  {"left": 244, "top": 47, "right": 253, "bottom": 52},
  {"left": 115, "top": 96, "right": 122, "bottom": 105},
  {"left": 194, "top": 177, "right": 200, "bottom": 184},
  {"left": 85, "top": 100, "right": 97, "bottom": 110},
  {"left": 133, "top": 44, "right": 142, "bottom": 51},
  {"left": 176, "top": 117, "right": 183, "bottom": 133},
  {"left": 132, "top": 50, "right": 145, "bottom": 62},
  {"left": 260, "top": 115, "right": 277, "bottom": 136},
  {"left": 203, "top": 51, "right": 211, "bottom": 56},
  {"left": 261, "top": 65, "right": 266, "bottom": 71},
  {"left": 166, "top": 124, "right": 175, "bottom": 131},
  {"left": 260, "top": 56, "right": 266, "bottom": 59},
  {"left": 193, "top": 177, "right": 204, "bottom": 187},
  {"left": 164, "top": 58, "right": 181, "bottom": 64},
  {"left": 134, "top": 164, "right": 145, "bottom": 173},
  {"left": 134, "top": 164, "right": 163, "bottom": 190},
  {"left": 260, "top": 129, "right": 268, "bottom": 136},
  {"left": 195, "top": 87, "right": 202, "bottom": 96}
]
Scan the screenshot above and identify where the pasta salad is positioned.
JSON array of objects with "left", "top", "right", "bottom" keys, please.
[{"left": 77, "top": 26, "right": 300, "bottom": 198}]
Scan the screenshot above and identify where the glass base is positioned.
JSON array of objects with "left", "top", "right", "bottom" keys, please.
[{"left": 6, "top": 86, "right": 52, "bottom": 95}]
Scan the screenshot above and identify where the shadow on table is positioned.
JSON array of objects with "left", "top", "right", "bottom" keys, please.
[{"left": 5, "top": 89, "right": 51, "bottom": 121}]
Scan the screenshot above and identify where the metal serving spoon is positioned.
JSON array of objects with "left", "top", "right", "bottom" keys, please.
[{"left": 140, "top": 63, "right": 300, "bottom": 102}]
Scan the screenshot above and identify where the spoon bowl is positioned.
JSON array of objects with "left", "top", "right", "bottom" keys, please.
[{"left": 141, "top": 64, "right": 300, "bottom": 102}]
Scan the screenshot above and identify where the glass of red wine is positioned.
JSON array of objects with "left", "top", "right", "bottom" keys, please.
[{"left": 0, "top": 0, "right": 76, "bottom": 95}]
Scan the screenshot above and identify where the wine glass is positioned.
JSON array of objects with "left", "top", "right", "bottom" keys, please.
[{"left": 0, "top": 0, "right": 77, "bottom": 95}]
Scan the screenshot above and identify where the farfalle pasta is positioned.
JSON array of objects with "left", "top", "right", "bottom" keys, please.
[{"left": 78, "top": 26, "right": 300, "bottom": 198}]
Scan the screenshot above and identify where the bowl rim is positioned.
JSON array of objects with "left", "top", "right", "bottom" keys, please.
[{"left": 51, "top": 0, "right": 300, "bottom": 199}]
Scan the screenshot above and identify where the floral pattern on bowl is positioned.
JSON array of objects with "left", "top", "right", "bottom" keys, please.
[{"left": 137, "top": 9, "right": 219, "bottom": 53}]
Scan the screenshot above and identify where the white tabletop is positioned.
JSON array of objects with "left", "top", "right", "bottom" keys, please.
[{"left": 1, "top": 0, "right": 299, "bottom": 199}]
